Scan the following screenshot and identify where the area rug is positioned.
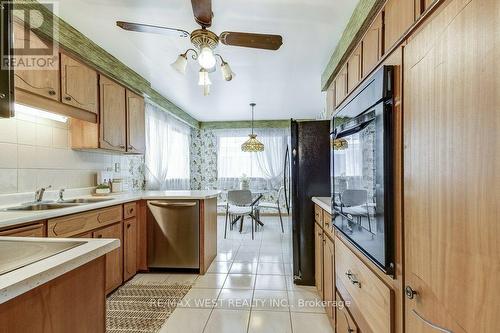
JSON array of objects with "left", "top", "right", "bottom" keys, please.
[{"left": 106, "top": 280, "right": 192, "bottom": 333}]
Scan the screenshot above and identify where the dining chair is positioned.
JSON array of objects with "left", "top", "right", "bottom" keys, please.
[
  {"left": 225, "top": 190, "right": 263, "bottom": 240},
  {"left": 256, "top": 186, "right": 285, "bottom": 233},
  {"left": 339, "top": 189, "right": 372, "bottom": 233}
]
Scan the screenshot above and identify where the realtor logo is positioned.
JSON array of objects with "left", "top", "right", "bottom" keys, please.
[{"left": 1, "top": 1, "right": 58, "bottom": 70}]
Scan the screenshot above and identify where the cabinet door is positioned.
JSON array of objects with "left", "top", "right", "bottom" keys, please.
[
  {"left": 404, "top": 0, "right": 499, "bottom": 332},
  {"left": 336, "top": 293, "right": 358, "bottom": 333},
  {"left": 323, "top": 236, "right": 335, "bottom": 324},
  {"left": 0, "top": 223, "right": 45, "bottom": 237},
  {"left": 335, "top": 64, "right": 348, "bottom": 107},
  {"left": 99, "top": 75, "right": 126, "bottom": 151},
  {"left": 326, "top": 81, "right": 335, "bottom": 115},
  {"left": 13, "top": 22, "right": 59, "bottom": 101},
  {"left": 314, "top": 223, "right": 323, "bottom": 298},
  {"left": 60, "top": 54, "right": 98, "bottom": 113},
  {"left": 384, "top": 0, "right": 414, "bottom": 50},
  {"left": 347, "top": 45, "right": 362, "bottom": 93},
  {"left": 126, "top": 90, "right": 145, "bottom": 153},
  {"left": 362, "top": 12, "right": 383, "bottom": 78},
  {"left": 123, "top": 218, "right": 137, "bottom": 281},
  {"left": 94, "top": 222, "right": 123, "bottom": 294}
]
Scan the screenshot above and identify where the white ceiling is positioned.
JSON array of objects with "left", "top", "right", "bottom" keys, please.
[{"left": 57, "top": 0, "right": 358, "bottom": 122}]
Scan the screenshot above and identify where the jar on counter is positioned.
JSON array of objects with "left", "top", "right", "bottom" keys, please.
[{"left": 111, "top": 178, "right": 123, "bottom": 193}]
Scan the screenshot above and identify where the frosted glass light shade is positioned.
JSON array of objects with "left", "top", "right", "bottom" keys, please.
[
  {"left": 221, "top": 61, "right": 235, "bottom": 81},
  {"left": 171, "top": 54, "right": 188, "bottom": 74},
  {"left": 198, "top": 46, "right": 216, "bottom": 69},
  {"left": 198, "top": 68, "right": 212, "bottom": 86}
]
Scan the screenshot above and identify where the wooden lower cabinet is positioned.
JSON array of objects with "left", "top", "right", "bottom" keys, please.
[
  {"left": 314, "top": 222, "right": 323, "bottom": 297},
  {"left": 0, "top": 222, "right": 45, "bottom": 237},
  {"left": 323, "top": 235, "right": 335, "bottom": 325},
  {"left": 0, "top": 257, "right": 106, "bottom": 333},
  {"left": 336, "top": 292, "right": 358, "bottom": 333},
  {"left": 123, "top": 218, "right": 137, "bottom": 281},
  {"left": 94, "top": 222, "right": 123, "bottom": 294}
]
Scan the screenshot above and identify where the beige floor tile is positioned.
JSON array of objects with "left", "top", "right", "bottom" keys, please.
[
  {"left": 193, "top": 273, "right": 227, "bottom": 289},
  {"left": 290, "top": 312, "right": 334, "bottom": 333},
  {"left": 230, "top": 261, "right": 259, "bottom": 274},
  {"left": 257, "top": 262, "right": 285, "bottom": 275},
  {"left": 248, "top": 311, "right": 292, "bottom": 333},
  {"left": 158, "top": 308, "right": 211, "bottom": 333},
  {"left": 288, "top": 290, "right": 325, "bottom": 313},
  {"left": 223, "top": 274, "right": 256, "bottom": 289},
  {"left": 216, "top": 288, "right": 254, "bottom": 310},
  {"left": 207, "top": 261, "right": 233, "bottom": 273},
  {"left": 255, "top": 275, "right": 287, "bottom": 291},
  {"left": 252, "top": 290, "right": 289, "bottom": 312},
  {"left": 204, "top": 309, "right": 250, "bottom": 333},
  {"left": 179, "top": 288, "right": 221, "bottom": 308}
]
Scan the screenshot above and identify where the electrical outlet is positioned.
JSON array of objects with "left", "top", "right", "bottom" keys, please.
[{"left": 114, "top": 162, "right": 121, "bottom": 173}]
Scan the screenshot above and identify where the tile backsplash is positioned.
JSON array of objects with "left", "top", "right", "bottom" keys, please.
[{"left": 0, "top": 112, "right": 145, "bottom": 194}]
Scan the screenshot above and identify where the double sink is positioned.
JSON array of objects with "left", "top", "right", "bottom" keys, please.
[{"left": 2, "top": 198, "right": 113, "bottom": 212}]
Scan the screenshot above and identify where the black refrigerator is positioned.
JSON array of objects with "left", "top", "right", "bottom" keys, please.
[{"left": 289, "top": 119, "right": 330, "bottom": 286}]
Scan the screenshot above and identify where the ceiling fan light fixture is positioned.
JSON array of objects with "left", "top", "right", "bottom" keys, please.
[
  {"left": 198, "top": 46, "right": 216, "bottom": 70},
  {"left": 221, "top": 60, "right": 235, "bottom": 81},
  {"left": 171, "top": 53, "right": 188, "bottom": 75},
  {"left": 198, "top": 68, "right": 212, "bottom": 86}
]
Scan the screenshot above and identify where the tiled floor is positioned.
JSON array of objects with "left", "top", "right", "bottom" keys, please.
[{"left": 135, "top": 214, "right": 333, "bottom": 333}]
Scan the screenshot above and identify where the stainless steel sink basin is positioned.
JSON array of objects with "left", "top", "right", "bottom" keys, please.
[
  {"left": 61, "top": 198, "right": 113, "bottom": 204},
  {"left": 2, "top": 203, "right": 80, "bottom": 211},
  {"left": 0, "top": 239, "right": 86, "bottom": 275}
]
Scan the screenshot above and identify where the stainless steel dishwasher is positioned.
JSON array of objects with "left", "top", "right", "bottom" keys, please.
[{"left": 147, "top": 200, "right": 200, "bottom": 269}]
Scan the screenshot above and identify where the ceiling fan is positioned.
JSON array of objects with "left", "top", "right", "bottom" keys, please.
[{"left": 116, "top": 0, "right": 283, "bottom": 96}]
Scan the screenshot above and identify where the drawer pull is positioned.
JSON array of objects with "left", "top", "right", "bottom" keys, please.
[
  {"left": 345, "top": 270, "right": 361, "bottom": 288},
  {"left": 412, "top": 310, "right": 453, "bottom": 333}
]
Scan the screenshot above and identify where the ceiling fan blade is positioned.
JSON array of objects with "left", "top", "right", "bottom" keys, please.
[
  {"left": 219, "top": 32, "right": 283, "bottom": 50},
  {"left": 116, "top": 21, "right": 189, "bottom": 38},
  {"left": 191, "top": 0, "right": 212, "bottom": 27}
]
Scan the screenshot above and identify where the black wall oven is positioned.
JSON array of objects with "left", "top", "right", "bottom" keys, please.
[{"left": 331, "top": 66, "right": 394, "bottom": 275}]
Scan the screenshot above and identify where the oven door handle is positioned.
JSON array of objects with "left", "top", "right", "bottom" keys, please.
[{"left": 335, "top": 117, "right": 374, "bottom": 139}]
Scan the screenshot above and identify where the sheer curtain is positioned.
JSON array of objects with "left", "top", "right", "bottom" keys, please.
[
  {"left": 215, "top": 128, "right": 289, "bottom": 190},
  {"left": 145, "top": 102, "right": 191, "bottom": 190}
]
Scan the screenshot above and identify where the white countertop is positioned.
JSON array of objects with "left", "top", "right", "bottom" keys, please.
[
  {"left": 0, "top": 190, "right": 220, "bottom": 230},
  {"left": 312, "top": 197, "right": 332, "bottom": 214},
  {"left": 0, "top": 237, "right": 119, "bottom": 304}
]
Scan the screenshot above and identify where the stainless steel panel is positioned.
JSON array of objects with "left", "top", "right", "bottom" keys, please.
[
  {"left": 0, "top": 240, "right": 86, "bottom": 275},
  {"left": 147, "top": 200, "right": 200, "bottom": 269}
]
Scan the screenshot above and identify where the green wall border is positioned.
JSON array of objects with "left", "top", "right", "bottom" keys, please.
[
  {"left": 200, "top": 120, "right": 291, "bottom": 130},
  {"left": 321, "top": 0, "right": 385, "bottom": 91},
  {"left": 14, "top": 0, "right": 199, "bottom": 127}
]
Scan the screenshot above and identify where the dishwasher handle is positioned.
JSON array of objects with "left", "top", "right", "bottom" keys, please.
[{"left": 149, "top": 201, "right": 197, "bottom": 208}]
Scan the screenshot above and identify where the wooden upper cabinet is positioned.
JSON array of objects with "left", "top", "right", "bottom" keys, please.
[
  {"left": 384, "top": 0, "right": 415, "bottom": 50},
  {"left": 335, "top": 64, "right": 348, "bottom": 107},
  {"left": 94, "top": 222, "right": 123, "bottom": 294},
  {"left": 13, "top": 21, "right": 59, "bottom": 101},
  {"left": 362, "top": 12, "right": 383, "bottom": 78},
  {"left": 99, "top": 75, "right": 126, "bottom": 152},
  {"left": 123, "top": 218, "right": 138, "bottom": 281},
  {"left": 61, "top": 54, "right": 98, "bottom": 114},
  {"left": 126, "top": 90, "right": 146, "bottom": 154},
  {"left": 326, "top": 81, "right": 335, "bottom": 115},
  {"left": 347, "top": 44, "right": 362, "bottom": 93}
]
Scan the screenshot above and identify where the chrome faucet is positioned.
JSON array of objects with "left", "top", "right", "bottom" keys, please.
[
  {"left": 34, "top": 185, "right": 51, "bottom": 202},
  {"left": 57, "top": 188, "right": 65, "bottom": 202}
]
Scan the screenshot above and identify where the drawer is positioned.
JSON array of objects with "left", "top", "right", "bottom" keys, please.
[
  {"left": 48, "top": 205, "right": 122, "bottom": 237},
  {"left": 314, "top": 204, "right": 323, "bottom": 225},
  {"left": 335, "top": 237, "right": 392, "bottom": 333},
  {"left": 123, "top": 202, "right": 137, "bottom": 219},
  {"left": 0, "top": 222, "right": 45, "bottom": 237},
  {"left": 322, "top": 212, "right": 334, "bottom": 239}
]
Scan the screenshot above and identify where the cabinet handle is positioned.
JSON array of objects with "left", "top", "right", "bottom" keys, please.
[
  {"left": 405, "top": 285, "right": 418, "bottom": 300},
  {"left": 48, "top": 90, "right": 56, "bottom": 96},
  {"left": 412, "top": 310, "right": 453, "bottom": 333},
  {"left": 119, "top": 145, "right": 126, "bottom": 149},
  {"left": 64, "top": 96, "right": 71, "bottom": 101},
  {"left": 127, "top": 223, "right": 131, "bottom": 229},
  {"left": 345, "top": 270, "right": 361, "bottom": 288}
]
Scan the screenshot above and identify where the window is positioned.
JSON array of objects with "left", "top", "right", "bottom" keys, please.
[
  {"left": 216, "top": 128, "right": 289, "bottom": 189},
  {"left": 145, "top": 103, "right": 191, "bottom": 190}
]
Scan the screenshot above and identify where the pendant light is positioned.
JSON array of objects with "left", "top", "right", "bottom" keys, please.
[{"left": 241, "top": 103, "right": 264, "bottom": 152}]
